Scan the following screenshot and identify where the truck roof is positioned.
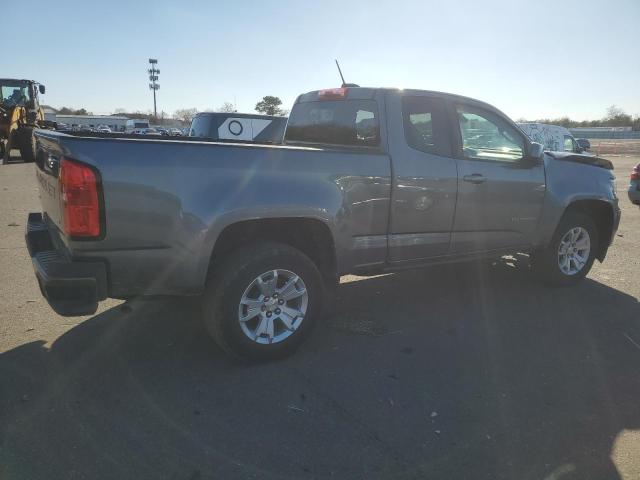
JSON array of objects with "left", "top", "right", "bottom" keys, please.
[
  {"left": 296, "top": 86, "right": 509, "bottom": 117},
  {"left": 0, "top": 78, "right": 37, "bottom": 83}
]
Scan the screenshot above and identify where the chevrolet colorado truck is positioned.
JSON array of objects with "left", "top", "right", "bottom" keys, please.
[{"left": 27, "top": 87, "right": 620, "bottom": 360}]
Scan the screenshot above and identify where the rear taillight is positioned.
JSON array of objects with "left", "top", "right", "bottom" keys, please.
[
  {"left": 631, "top": 165, "right": 640, "bottom": 181},
  {"left": 59, "top": 158, "right": 102, "bottom": 238}
]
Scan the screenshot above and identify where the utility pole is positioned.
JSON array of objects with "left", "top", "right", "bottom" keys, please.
[{"left": 148, "top": 58, "right": 160, "bottom": 120}]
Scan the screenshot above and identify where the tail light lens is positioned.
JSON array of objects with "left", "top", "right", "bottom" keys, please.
[
  {"left": 318, "top": 87, "right": 348, "bottom": 100},
  {"left": 59, "top": 158, "right": 102, "bottom": 238},
  {"left": 631, "top": 165, "right": 639, "bottom": 181}
]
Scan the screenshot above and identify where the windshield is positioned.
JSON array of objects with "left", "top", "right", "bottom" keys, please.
[{"left": 0, "top": 80, "right": 32, "bottom": 107}]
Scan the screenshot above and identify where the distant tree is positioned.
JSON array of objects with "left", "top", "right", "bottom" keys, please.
[
  {"left": 604, "top": 105, "right": 633, "bottom": 127},
  {"left": 255, "top": 96, "right": 284, "bottom": 116},
  {"left": 217, "top": 102, "right": 236, "bottom": 113},
  {"left": 58, "top": 107, "right": 91, "bottom": 115},
  {"left": 113, "top": 108, "right": 127, "bottom": 115},
  {"left": 605, "top": 105, "right": 624, "bottom": 119},
  {"left": 173, "top": 108, "right": 198, "bottom": 124},
  {"left": 554, "top": 116, "right": 572, "bottom": 128},
  {"left": 515, "top": 106, "right": 638, "bottom": 130}
]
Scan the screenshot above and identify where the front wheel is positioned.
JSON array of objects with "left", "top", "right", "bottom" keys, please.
[
  {"left": 18, "top": 127, "right": 36, "bottom": 163},
  {"left": 202, "top": 242, "right": 324, "bottom": 361},
  {"left": 531, "top": 212, "right": 599, "bottom": 286}
]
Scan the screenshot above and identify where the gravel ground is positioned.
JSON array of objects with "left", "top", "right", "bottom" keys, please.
[{"left": 0, "top": 153, "right": 639, "bottom": 480}]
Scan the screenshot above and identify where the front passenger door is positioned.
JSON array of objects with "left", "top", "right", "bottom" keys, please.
[{"left": 451, "top": 103, "right": 546, "bottom": 253}]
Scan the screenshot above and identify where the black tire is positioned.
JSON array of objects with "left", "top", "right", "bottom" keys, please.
[
  {"left": 202, "top": 242, "right": 324, "bottom": 361},
  {"left": 531, "top": 211, "right": 599, "bottom": 286},
  {"left": 18, "top": 128, "right": 36, "bottom": 163}
]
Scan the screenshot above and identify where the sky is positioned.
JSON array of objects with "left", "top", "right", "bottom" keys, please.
[{"left": 5, "top": 0, "right": 639, "bottom": 120}]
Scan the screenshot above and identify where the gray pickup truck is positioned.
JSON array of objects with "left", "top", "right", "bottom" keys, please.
[{"left": 27, "top": 86, "right": 620, "bottom": 360}]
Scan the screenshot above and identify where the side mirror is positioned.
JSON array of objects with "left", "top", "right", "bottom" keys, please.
[
  {"left": 527, "top": 142, "right": 544, "bottom": 160},
  {"left": 39, "top": 84, "right": 45, "bottom": 94},
  {"left": 576, "top": 138, "right": 590, "bottom": 151}
]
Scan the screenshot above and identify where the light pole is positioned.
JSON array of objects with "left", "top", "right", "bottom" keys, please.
[{"left": 148, "top": 58, "right": 160, "bottom": 120}]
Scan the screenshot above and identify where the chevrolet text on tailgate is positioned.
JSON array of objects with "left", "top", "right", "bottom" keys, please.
[{"left": 27, "top": 86, "right": 621, "bottom": 361}]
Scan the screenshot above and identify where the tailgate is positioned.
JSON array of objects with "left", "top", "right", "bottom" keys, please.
[{"left": 34, "top": 131, "right": 65, "bottom": 231}]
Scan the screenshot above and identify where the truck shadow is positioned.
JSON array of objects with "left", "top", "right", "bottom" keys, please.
[{"left": 1, "top": 259, "right": 639, "bottom": 480}]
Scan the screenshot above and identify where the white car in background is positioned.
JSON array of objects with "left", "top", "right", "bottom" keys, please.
[
  {"left": 125, "top": 119, "right": 150, "bottom": 133},
  {"left": 517, "top": 123, "right": 593, "bottom": 155},
  {"left": 96, "top": 125, "right": 112, "bottom": 133}
]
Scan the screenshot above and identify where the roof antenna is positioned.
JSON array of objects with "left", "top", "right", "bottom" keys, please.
[{"left": 335, "top": 59, "right": 359, "bottom": 88}]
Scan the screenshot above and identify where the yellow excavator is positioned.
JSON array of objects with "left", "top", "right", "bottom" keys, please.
[{"left": 0, "top": 79, "right": 55, "bottom": 164}]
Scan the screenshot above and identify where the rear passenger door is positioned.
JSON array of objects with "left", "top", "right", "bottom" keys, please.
[{"left": 386, "top": 92, "right": 458, "bottom": 262}]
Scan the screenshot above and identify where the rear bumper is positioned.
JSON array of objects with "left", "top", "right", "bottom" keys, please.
[{"left": 26, "top": 212, "right": 108, "bottom": 316}]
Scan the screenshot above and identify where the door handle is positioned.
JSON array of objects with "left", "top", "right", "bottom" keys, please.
[{"left": 463, "top": 174, "right": 487, "bottom": 184}]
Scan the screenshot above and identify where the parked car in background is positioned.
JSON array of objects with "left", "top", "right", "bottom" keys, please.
[
  {"left": 189, "top": 112, "right": 287, "bottom": 144},
  {"left": 125, "top": 119, "right": 150, "bottom": 133},
  {"left": 130, "top": 128, "right": 160, "bottom": 135},
  {"left": 29, "top": 86, "right": 620, "bottom": 360},
  {"left": 576, "top": 138, "right": 591, "bottom": 152},
  {"left": 517, "top": 123, "right": 592, "bottom": 155},
  {"left": 55, "top": 123, "right": 70, "bottom": 131},
  {"left": 169, "top": 128, "right": 182, "bottom": 136},
  {"left": 153, "top": 127, "right": 169, "bottom": 136},
  {"left": 629, "top": 163, "right": 640, "bottom": 206},
  {"left": 96, "top": 125, "right": 112, "bottom": 133}
]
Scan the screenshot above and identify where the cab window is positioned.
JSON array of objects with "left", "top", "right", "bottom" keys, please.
[
  {"left": 563, "top": 135, "right": 576, "bottom": 152},
  {"left": 285, "top": 100, "right": 380, "bottom": 147},
  {"left": 456, "top": 105, "right": 524, "bottom": 163},
  {"left": 402, "top": 96, "right": 451, "bottom": 156}
]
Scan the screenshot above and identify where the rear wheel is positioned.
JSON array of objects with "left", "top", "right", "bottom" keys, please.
[
  {"left": 531, "top": 212, "right": 598, "bottom": 286},
  {"left": 18, "top": 127, "right": 36, "bottom": 163},
  {"left": 202, "top": 242, "right": 324, "bottom": 361}
]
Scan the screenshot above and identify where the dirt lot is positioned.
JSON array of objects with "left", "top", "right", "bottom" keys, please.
[
  {"left": 589, "top": 139, "right": 640, "bottom": 156},
  {"left": 1, "top": 152, "right": 639, "bottom": 480}
]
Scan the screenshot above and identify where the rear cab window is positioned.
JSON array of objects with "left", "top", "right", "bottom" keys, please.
[
  {"left": 285, "top": 96, "right": 380, "bottom": 148},
  {"left": 401, "top": 96, "right": 452, "bottom": 157}
]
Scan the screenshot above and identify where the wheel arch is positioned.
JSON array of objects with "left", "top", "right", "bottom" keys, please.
[
  {"left": 204, "top": 217, "right": 338, "bottom": 286},
  {"left": 561, "top": 199, "right": 616, "bottom": 261}
]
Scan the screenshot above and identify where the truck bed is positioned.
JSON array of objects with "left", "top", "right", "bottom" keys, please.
[{"left": 33, "top": 129, "right": 392, "bottom": 298}]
